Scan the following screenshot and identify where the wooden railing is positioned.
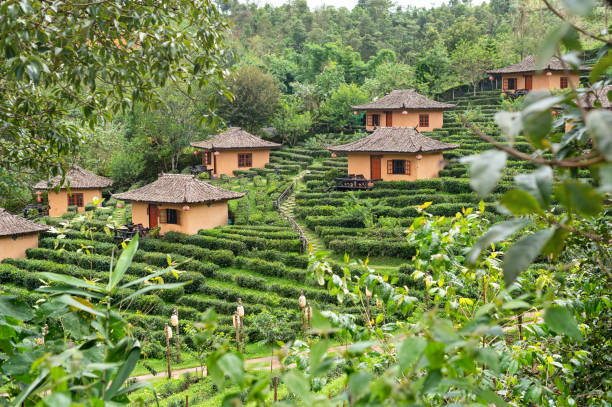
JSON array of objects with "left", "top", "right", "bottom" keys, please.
[{"left": 274, "top": 175, "right": 310, "bottom": 253}]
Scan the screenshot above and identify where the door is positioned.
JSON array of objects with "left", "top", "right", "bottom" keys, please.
[
  {"left": 524, "top": 75, "right": 532, "bottom": 90},
  {"left": 385, "top": 111, "right": 392, "bottom": 127},
  {"left": 370, "top": 156, "right": 381, "bottom": 180},
  {"left": 213, "top": 153, "right": 217, "bottom": 174},
  {"left": 148, "top": 204, "right": 159, "bottom": 228}
]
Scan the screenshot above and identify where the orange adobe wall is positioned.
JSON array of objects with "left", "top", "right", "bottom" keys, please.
[
  {"left": 500, "top": 72, "right": 580, "bottom": 93},
  {"left": 131, "top": 201, "right": 229, "bottom": 235},
  {"left": 347, "top": 152, "right": 445, "bottom": 182},
  {"left": 0, "top": 233, "right": 39, "bottom": 261},
  {"left": 47, "top": 188, "right": 104, "bottom": 217},
  {"left": 210, "top": 149, "right": 271, "bottom": 177},
  {"left": 365, "top": 110, "right": 444, "bottom": 131}
]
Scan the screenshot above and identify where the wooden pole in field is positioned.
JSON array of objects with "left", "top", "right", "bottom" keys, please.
[
  {"left": 274, "top": 376, "right": 278, "bottom": 401},
  {"left": 234, "top": 312, "right": 240, "bottom": 351},
  {"left": 165, "top": 323, "right": 172, "bottom": 379},
  {"left": 185, "top": 395, "right": 189, "bottom": 407},
  {"left": 172, "top": 306, "right": 181, "bottom": 364}
]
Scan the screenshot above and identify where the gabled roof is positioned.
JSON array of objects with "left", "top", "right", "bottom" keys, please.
[
  {"left": 0, "top": 208, "right": 49, "bottom": 237},
  {"left": 352, "top": 89, "right": 456, "bottom": 111},
  {"left": 34, "top": 165, "right": 114, "bottom": 190},
  {"left": 328, "top": 127, "right": 459, "bottom": 154},
  {"left": 578, "top": 85, "right": 612, "bottom": 109},
  {"left": 112, "top": 174, "right": 245, "bottom": 204},
  {"left": 487, "top": 55, "right": 591, "bottom": 74},
  {"left": 190, "top": 127, "right": 282, "bottom": 150}
]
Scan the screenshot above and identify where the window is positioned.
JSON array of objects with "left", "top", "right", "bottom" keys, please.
[
  {"left": 205, "top": 152, "right": 212, "bottom": 165},
  {"left": 387, "top": 160, "right": 410, "bottom": 175},
  {"left": 238, "top": 153, "right": 252, "bottom": 167},
  {"left": 504, "top": 78, "right": 516, "bottom": 90},
  {"left": 560, "top": 76, "right": 569, "bottom": 89},
  {"left": 372, "top": 114, "right": 380, "bottom": 127},
  {"left": 160, "top": 209, "right": 180, "bottom": 225},
  {"left": 419, "top": 114, "right": 429, "bottom": 128},
  {"left": 67, "top": 193, "right": 84, "bottom": 207}
]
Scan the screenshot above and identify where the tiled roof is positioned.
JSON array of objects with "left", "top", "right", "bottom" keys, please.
[
  {"left": 328, "top": 127, "right": 459, "bottom": 154},
  {"left": 34, "top": 165, "right": 113, "bottom": 190},
  {"left": 191, "top": 127, "right": 282, "bottom": 150},
  {"left": 352, "top": 89, "right": 456, "bottom": 110},
  {"left": 0, "top": 208, "right": 48, "bottom": 237},
  {"left": 487, "top": 55, "right": 591, "bottom": 74},
  {"left": 113, "top": 174, "right": 245, "bottom": 204}
]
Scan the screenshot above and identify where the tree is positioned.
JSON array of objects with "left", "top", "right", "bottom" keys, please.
[
  {"left": 217, "top": 65, "right": 281, "bottom": 132},
  {"left": 273, "top": 97, "right": 313, "bottom": 146},
  {"left": 0, "top": 0, "right": 229, "bottom": 192},
  {"left": 319, "top": 83, "right": 368, "bottom": 133},
  {"left": 451, "top": 40, "right": 491, "bottom": 95}
]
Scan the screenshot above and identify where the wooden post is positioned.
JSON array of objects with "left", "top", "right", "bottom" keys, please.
[
  {"left": 165, "top": 323, "right": 172, "bottom": 379},
  {"left": 274, "top": 376, "right": 278, "bottom": 402},
  {"left": 174, "top": 306, "right": 181, "bottom": 364},
  {"left": 234, "top": 312, "right": 240, "bottom": 351},
  {"left": 240, "top": 316, "right": 245, "bottom": 353},
  {"left": 518, "top": 314, "right": 523, "bottom": 339},
  {"left": 185, "top": 395, "right": 189, "bottom": 407}
]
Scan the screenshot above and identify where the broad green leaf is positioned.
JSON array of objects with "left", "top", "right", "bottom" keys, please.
[
  {"left": 502, "top": 228, "right": 555, "bottom": 286},
  {"left": 57, "top": 294, "right": 105, "bottom": 318},
  {"left": 494, "top": 111, "right": 522, "bottom": 145},
  {"left": 310, "top": 340, "right": 329, "bottom": 374},
  {"left": 515, "top": 166, "right": 553, "bottom": 207},
  {"left": 537, "top": 25, "right": 569, "bottom": 70},
  {"left": 283, "top": 371, "right": 313, "bottom": 404},
  {"left": 477, "top": 389, "right": 513, "bottom": 407},
  {"left": 109, "top": 234, "right": 139, "bottom": 291},
  {"left": 590, "top": 50, "right": 612, "bottom": 83},
  {"left": 556, "top": 180, "right": 602, "bottom": 217},
  {"left": 468, "top": 218, "right": 530, "bottom": 264},
  {"left": 398, "top": 336, "right": 426, "bottom": 372},
  {"left": 501, "top": 300, "right": 532, "bottom": 310},
  {"left": 118, "top": 282, "right": 186, "bottom": 304},
  {"left": 37, "top": 285, "right": 104, "bottom": 299},
  {"left": 544, "top": 305, "right": 583, "bottom": 341},
  {"left": 37, "top": 272, "right": 104, "bottom": 293},
  {"left": 105, "top": 342, "right": 141, "bottom": 400},
  {"left": 541, "top": 227, "right": 570, "bottom": 259},
  {"left": 422, "top": 369, "right": 442, "bottom": 394},
  {"left": 460, "top": 150, "right": 507, "bottom": 197},
  {"left": 598, "top": 164, "right": 612, "bottom": 193},
  {"left": 587, "top": 109, "right": 612, "bottom": 161},
  {"left": 561, "top": 0, "right": 595, "bottom": 16},
  {"left": 500, "top": 190, "right": 542, "bottom": 215},
  {"left": 43, "top": 392, "right": 71, "bottom": 407},
  {"left": 217, "top": 353, "right": 245, "bottom": 385},
  {"left": 0, "top": 295, "right": 34, "bottom": 321},
  {"left": 348, "top": 371, "right": 372, "bottom": 399},
  {"left": 476, "top": 348, "right": 499, "bottom": 372},
  {"left": 424, "top": 341, "right": 446, "bottom": 370}
]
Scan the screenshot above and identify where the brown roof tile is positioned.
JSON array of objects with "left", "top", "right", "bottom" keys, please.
[
  {"left": 191, "top": 127, "right": 282, "bottom": 150},
  {"left": 352, "top": 89, "right": 456, "bottom": 110},
  {"left": 112, "top": 174, "right": 245, "bottom": 204},
  {"left": 34, "top": 165, "right": 114, "bottom": 190},
  {"left": 487, "top": 55, "right": 591, "bottom": 74},
  {"left": 0, "top": 208, "right": 49, "bottom": 237},
  {"left": 328, "top": 127, "right": 459, "bottom": 154}
]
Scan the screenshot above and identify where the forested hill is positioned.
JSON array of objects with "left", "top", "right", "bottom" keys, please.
[{"left": 219, "top": 0, "right": 602, "bottom": 95}]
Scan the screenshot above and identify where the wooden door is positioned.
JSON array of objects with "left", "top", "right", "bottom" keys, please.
[
  {"left": 385, "top": 111, "right": 392, "bottom": 127},
  {"left": 524, "top": 75, "right": 532, "bottom": 90},
  {"left": 370, "top": 156, "right": 381, "bottom": 180},
  {"left": 148, "top": 204, "right": 159, "bottom": 228}
]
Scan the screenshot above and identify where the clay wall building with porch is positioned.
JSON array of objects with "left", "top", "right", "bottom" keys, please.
[
  {"left": 352, "top": 89, "right": 455, "bottom": 132},
  {"left": 34, "top": 165, "right": 113, "bottom": 217},
  {"left": 0, "top": 208, "right": 48, "bottom": 261},
  {"left": 191, "top": 127, "right": 281, "bottom": 177},
  {"left": 328, "top": 127, "right": 459, "bottom": 183},
  {"left": 112, "top": 174, "right": 244, "bottom": 235},
  {"left": 487, "top": 56, "right": 586, "bottom": 95}
]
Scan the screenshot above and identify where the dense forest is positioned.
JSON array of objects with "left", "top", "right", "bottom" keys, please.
[{"left": 0, "top": 0, "right": 611, "bottom": 406}]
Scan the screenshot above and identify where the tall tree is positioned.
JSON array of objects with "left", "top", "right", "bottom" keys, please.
[
  {"left": 0, "top": 0, "right": 229, "bottom": 191},
  {"left": 451, "top": 40, "right": 492, "bottom": 95},
  {"left": 217, "top": 65, "right": 281, "bottom": 132}
]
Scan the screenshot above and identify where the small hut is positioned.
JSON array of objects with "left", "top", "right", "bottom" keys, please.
[
  {"left": 352, "top": 89, "right": 456, "bottom": 131},
  {"left": 0, "top": 208, "right": 48, "bottom": 261},
  {"left": 112, "top": 174, "right": 245, "bottom": 235},
  {"left": 34, "top": 165, "right": 114, "bottom": 217},
  {"left": 577, "top": 85, "right": 612, "bottom": 110},
  {"left": 487, "top": 55, "right": 589, "bottom": 94},
  {"left": 190, "top": 127, "right": 282, "bottom": 177},
  {"left": 329, "top": 127, "right": 459, "bottom": 182}
]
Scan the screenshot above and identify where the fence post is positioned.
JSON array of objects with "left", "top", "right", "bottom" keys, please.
[{"left": 274, "top": 376, "right": 278, "bottom": 401}]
